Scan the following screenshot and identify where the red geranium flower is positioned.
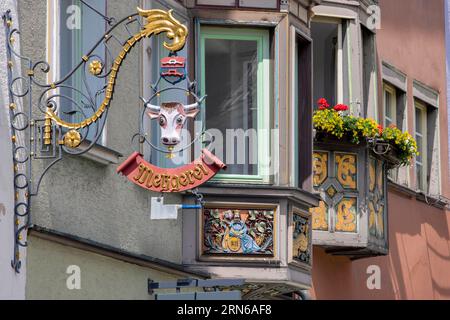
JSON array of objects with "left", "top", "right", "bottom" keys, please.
[
  {"left": 317, "top": 98, "right": 329, "bottom": 109},
  {"left": 333, "top": 104, "right": 349, "bottom": 111},
  {"left": 377, "top": 124, "right": 383, "bottom": 135}
]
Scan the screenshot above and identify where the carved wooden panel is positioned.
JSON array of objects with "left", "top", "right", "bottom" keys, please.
[
  {"left": 368, "top": 157, "right": 385, "bottom": 239},
  {"left": 202, "top": 207, "right": 274, "bottom": 256},
  {"left": 313, "top": 151, "right": 328, "bottom": 187},
  {"left": 312, "top": 142, "right": 389, "bottom": 256},
  {"left": 292, "top": 213, "right": 311, "bottom": 265},
  {"left": 335, "top": 197, "right": 357, "bottom": 232},
  {"left": 312, "top": 151, "right": 358, "bottom": 233},
  {"left": 335, "top": 153, "right": 357, "bottom": 190},
  {"left": 311, "top": 201, "right": 328, "bottom": 231}
]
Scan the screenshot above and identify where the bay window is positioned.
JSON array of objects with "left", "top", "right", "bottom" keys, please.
[{"left": 199, "top": 26, "right": 271, "bottom": 182}]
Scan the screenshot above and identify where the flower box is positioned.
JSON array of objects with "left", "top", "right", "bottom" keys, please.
[{"left": 309, "top": 98, "right": 418, "bottom": 258}]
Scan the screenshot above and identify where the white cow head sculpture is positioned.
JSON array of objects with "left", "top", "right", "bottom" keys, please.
[{"left": 146, "top": 101, "right": 199, "bottom": 146}]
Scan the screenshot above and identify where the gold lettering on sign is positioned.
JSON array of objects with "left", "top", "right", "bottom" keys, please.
[
  {"left": 199, "top": 164, "right": 209, "bottom": 175},
  {"left": 134, "top": 164, "right": 146, "bottom": 181},
  {"left": 153, "top": 174, "right": 162, "bottom": 188},
  {"left": 139, "top": 168, "right": 150, "bottom": 184},
  {"left": 179, "top": 173, "right": 188, "bottom": 186},
  {"left": 171, "top": 175, "right": 180, "bottom": 191},
  {"left": 193, "top": 166, "right": 203, "bottom": 180},
  {"left": 161, "top": 175, "right": 170, "bottom": 191},
  {"left": 132, "top": 163, "right": 210, "bottom": 192},
  {"left": 145, "top": 169, "right": 155, "bottom": 188}
]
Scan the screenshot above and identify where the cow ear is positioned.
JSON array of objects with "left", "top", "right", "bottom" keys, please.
[
  {"left": 147, "top": 110, "right": 160, "bottom": 119},
  {"left": 185, "top": 108, "right": 200, "bottom": 118}
]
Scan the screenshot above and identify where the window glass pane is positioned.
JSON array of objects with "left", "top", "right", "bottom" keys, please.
[
  {"left": 415, "top": 135, "right": 423, "bottom": 163},
  {"left": 204, "top": 38, "right": 258, "bottom": 175},
  {"left": 362, "top": 26, "right": 376, "bottom": 118},
  {"left": 416, "top": 164, "right": 423, "bottom": 190},
  {"left": 312, "top": 22, "right": 338, "bottom": 107},
  {"left": 59, "top": 0, "right": 106, "bottom": 142},
  {"left": 385, "top": 91, "right": 391, "bottom": 118},
  {"left": 415, "top": 107, "right": 422, "bottom": 134},
  {"left": 239, "top": 0, "right": 278, "bottom": 9},
  {"left": 414, "top": 104, "right": 427, "bottom": 191},
  {"left": 197, "top": 0, "right": 236, "bottom": 6}
]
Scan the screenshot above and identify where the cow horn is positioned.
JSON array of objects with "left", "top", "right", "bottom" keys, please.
[
  {"left": 184, "top": 102, "right": 199, "bottom": 111},
  {"left": 145, "top": 102, "right": 161, "bottom": 113}
]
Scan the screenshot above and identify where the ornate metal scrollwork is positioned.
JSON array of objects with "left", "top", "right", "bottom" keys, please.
[{"left": 2, "top": 6, "right": 188, "bottom": 273}]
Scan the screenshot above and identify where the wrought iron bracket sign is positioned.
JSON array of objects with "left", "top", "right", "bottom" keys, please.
[{"left": 2, "top": 6, "right": 224, "bottom": 273}]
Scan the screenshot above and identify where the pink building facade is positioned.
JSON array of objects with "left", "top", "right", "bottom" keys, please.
[{"left": 312, "top": 0, "right": 450, "bottom": 299}]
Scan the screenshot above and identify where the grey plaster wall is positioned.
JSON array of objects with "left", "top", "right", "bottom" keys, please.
[
  {"left": 17, "top": 0, "right": 183, "bottom": 264},
  {"left": 25, "top": 235, "right": 181, "bottom": 300}
]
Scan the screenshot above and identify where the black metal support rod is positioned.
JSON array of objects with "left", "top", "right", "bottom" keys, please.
[{"left": 79, "top": 0, "right": 115, "bottom": 24}]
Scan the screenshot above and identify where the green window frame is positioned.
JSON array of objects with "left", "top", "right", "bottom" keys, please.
[{"left": 199, "top": 26, "right": 271, "bottom": 183}]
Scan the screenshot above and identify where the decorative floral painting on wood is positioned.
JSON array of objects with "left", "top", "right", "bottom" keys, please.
[
  {"left": 203, "top": 207, "right": 274, "bottom": 255},
  {"left": 292, "top": 213, "right": 311, "bottom": 265}
]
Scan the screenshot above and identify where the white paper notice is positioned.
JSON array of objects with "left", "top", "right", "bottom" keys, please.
[{"left": 150, "top": 197, "right": 179, "bottom": 220}]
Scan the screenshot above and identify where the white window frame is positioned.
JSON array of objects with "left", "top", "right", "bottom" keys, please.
[
  {"left": 414, "top": 100, "right": 428, "bottom": 192},
  {"left": 383, "top": 82, "right": 397, "bottom": 128},
  {"left": 383, "top": 82, "right": 402, "bottom": 182}
]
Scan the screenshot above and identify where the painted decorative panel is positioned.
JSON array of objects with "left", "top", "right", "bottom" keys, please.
[
  {"left": 312, "top": 151, "right": 358, "bottom": 233},
  {"left": 203, "top": 207, "right": 274, "bottom": 255},
  {"left": 217, "top": 283, "right": 303, "bottom": 300},
  {"left": 369, "top": 157, "right": 385, "bottom": 239},
  {"left": 312, "top": 141, "right": 389, "bottom": 257},
  {"left": 313, "top": 152, "right": 328, "bottom": 187},
  {"left": 335, "top": 153, "right": 357, "bottom": 189},
  {"left": 311, "top": 201, "right": 328, "bottom": 231},
  {"left": 335, "top": 197, "right": 357, "bottom": 233},
  {"left": 292, "top": 213, "right": 311, "bottom": 265}
]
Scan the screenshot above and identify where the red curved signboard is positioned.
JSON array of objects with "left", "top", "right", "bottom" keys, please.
[{"left": 117, "top": 149, "right": 226, "bottom": 193}]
